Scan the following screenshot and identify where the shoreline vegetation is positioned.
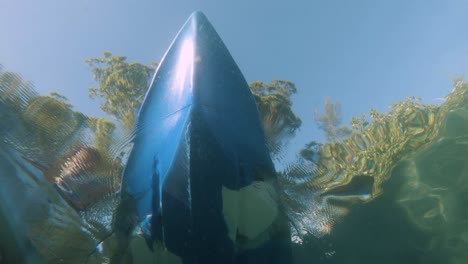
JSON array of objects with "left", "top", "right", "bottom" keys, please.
[
  {"left": 1, "top": 58, "right": 467, "bottom": 263},
  {"left": 282, "top": 78, "right": 467, "bottom": 263}
]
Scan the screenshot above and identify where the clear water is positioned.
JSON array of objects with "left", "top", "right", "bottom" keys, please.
[{"left": 1, "top": 4, "right": 468, "bottom": 264}]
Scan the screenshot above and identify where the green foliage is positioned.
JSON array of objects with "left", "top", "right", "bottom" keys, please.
[
  {"left": 85, "top": 51, "right": 156, "bottom": 131},
  {"left": 0, "top": 67, "right": 80, "bottom": 159},
  {"left": 313, "top": 96, "right": 352, "bottom": 142},
  {"left": 250, "top": 80, "right": 302, "bottom": 152},
  {"left": 21, "top": 94, "right": 86, "bottom": 150},
  {"left": 350, "top": 113, "right": 369, "bottom": 131},
  {"left": 49, "top": 91, "right": 71, "bottom": 104},
  {"left": 88, "top": 117, "right": 116, "bottom": 155},
  {"left": 0, "top": 68, "right": 37, "bottom": 113},
  {"left": 300, "top": 97, "right": 352, "bottom": 161},
  {"left": 0, "top": 64, "right": 118, "bottom": 160}
]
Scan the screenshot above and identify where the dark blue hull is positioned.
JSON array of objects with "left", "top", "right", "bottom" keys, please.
[{"left": 117, "top": 11, "right": 292, "bottom": 263}]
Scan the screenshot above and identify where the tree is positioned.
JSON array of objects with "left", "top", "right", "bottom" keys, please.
[
  {"left": 313, "top": 96, "right": 352, "bottom": 142},
  {"left": 0, "top": 68, "right": 38, "bottom": 113},
  {"left": 88, "top": 117, "right": 116, "bottom": 156},
  {"left": 299, "top": 97, "right": 352, "bottom": 162},
  {"left": 21, "top": 93, "right": 87, "bottom": 157},
  {"left": 85, "top": 51, "right": 156, "bottom": 131},
  {"left": 250, "top": 80, "right": 302, "bottom": 153}
]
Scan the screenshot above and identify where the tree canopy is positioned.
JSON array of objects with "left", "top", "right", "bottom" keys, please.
[
  {"left": 0, "top": 67, "right": 38, "bottom": 113},
  {"left": 250, "top": 80, "right": 302, "bottom": 153},
  {"left": 85, "top": 51, "right": 156, "bottom": 131},
  {"left": 313, "top": 96, "right": 352, "bottom": 142},
  {"left": 300, "top": 97, "right": 352, "bottom": 162}
]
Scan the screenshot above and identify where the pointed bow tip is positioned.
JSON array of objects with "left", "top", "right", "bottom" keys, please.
[{"left": 189, "top": 10, "right": 209, "bottom": 23}]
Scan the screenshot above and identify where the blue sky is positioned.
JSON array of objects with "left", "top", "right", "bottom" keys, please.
[{"left": 1, "top": 0, "right": 468, "bottom": 156}]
